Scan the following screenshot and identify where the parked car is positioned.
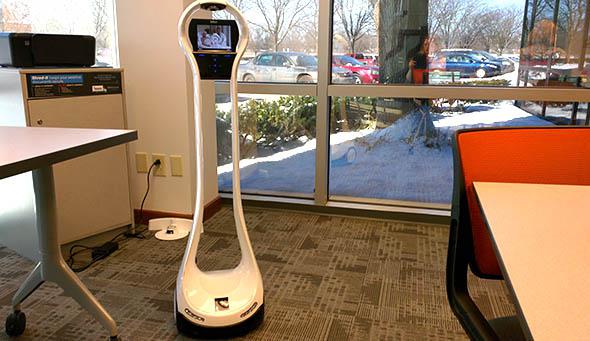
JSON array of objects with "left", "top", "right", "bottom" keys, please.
[
  {"left": 432, "top": 51, "right": 502, "bottom": 78},
  {"left": 442, "top": 49, "right": 515, "bottom": 74},
  {"left": 333, "top": 55, "right": 379, "bottom": 84},
  {"left": 238, "top": 52, "right": 355, "bottom": 84},
  {"left": 346, "top": 53, "right": 377, "bottom": 66},
  {"left": 470, "top": 50, "right": 515, "bottom": 74}
]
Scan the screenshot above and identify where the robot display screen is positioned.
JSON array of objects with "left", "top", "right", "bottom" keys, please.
[{"left": 195, "top": 24, "right": 232, "bottom": 50}]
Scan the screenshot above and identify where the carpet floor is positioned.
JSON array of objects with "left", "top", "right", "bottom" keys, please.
[{"left": 0, "top": 207, "right": 515, "bottom": 340}]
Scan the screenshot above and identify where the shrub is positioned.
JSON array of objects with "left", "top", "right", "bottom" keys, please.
[
  {"left": 216, "top": 96, "right": 317, "bottom": 159},
  {"left": 441, "top": 79, "right": 511, "bottom": 87}
]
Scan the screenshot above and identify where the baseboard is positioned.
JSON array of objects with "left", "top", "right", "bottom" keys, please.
[{"left": 133, "top": 195, "right": 222, "bottom": 224}]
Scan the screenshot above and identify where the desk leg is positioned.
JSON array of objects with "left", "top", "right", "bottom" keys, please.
[
  {"left": 8, "top": 166, "right": 118, "bottom": 339},
  {"left": 11, "top": 263, "right": 43, "bottom": 311}
]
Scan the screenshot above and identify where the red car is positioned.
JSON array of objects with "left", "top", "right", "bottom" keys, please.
[
  {"left": 333, "top": 55, "right": 379, "bottom": 84},
  {"left": 347, "top": 53, "right": 377, "bottom": 66}
]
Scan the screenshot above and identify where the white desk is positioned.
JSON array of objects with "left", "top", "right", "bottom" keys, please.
[
  {"left": 0, "top": 126, "right": 137, "bottom": 339},
  {"left": 474, "top": 181, "right": 590, "bottom": 341}
]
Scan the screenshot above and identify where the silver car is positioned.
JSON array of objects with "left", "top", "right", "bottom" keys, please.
[{"left": 238, "top": 52, "right": 355, "bottom": 84}]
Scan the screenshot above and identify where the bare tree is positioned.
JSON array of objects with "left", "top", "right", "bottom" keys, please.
[
  {"left": 478, "top": 7, "right": 523, "bottom": 54},
  {"left": 250, "top": 0, "right": 312, "bottom": 51},
  {"left": 428, "top": 0, "right": 485, "bottom": 49},
  {"left": 301, "top": 0, "right": 318, "bottom": 53},
  {"left": 455, "top": 12, "right": 487, "bottom": 48},
  {"left": 249, "top": 27, "right": 271, "bottom": 52},
  {"left": 215, "top": 0, "right": 250, "bottom": 20},
  {"left": 2, "top": 0, "right": 31, "bottom": 31},
  {"left": 557, "top": 0, "right": 587, "bottom": 62},
  {"left": 229, "top": 0, "right": 250, "bottom": 11},
  {"left": 92, "top": 0, "right": 109, "bottom": 50},
  {"left": 493, "top": 7, "right": 523, "bottom": 54},
  {"left": 334, "top": 0, "right": 375, "bottom": 54}
]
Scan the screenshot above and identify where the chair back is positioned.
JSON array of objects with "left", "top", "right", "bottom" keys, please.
[{"left": 455, "top": 127, "right": 590, "bottom": 277}]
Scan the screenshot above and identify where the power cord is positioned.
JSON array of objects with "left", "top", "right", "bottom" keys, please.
[
  {"left": 66, "top": 244, "right": 110, "bottom": 272},
  {"left": 110, "top": 158, "right": 161, "bottom": 241},
  {"left": 66, "top": 159, "right": 161, "bottom": 272},
  {"left": 138, "top": 159, "right": 161, "bottom": 226}
]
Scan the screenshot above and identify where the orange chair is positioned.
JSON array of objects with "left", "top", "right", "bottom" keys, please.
[{"left": 447, "top": 126, "right": 590, "bottom": 340}]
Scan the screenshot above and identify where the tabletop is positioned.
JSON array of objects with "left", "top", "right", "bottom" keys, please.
[
  {"left": 0, "top": 126, "right": 137, "bottom": 179},
  {"left": 474, "top": 181, "right": 590, "bottom": 341}
]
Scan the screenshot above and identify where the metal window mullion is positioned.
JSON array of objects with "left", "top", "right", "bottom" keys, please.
[
  {"left": 215, "top": 82, "right": 317, "bottom": 96},
  {"left": 327, "top": 85, "right": 590, "bottom": 102},
  {"left": 328, "top": 195, "right": 451, "bottom": 211},
  {"left": 314, "top": 0, "right": 333, "bottom": 205}
]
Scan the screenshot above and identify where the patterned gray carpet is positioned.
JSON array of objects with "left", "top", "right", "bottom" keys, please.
[{"left": 0, "top": 207, "right": 515, "bottom": 340}]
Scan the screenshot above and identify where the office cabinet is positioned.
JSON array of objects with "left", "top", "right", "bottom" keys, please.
[{"left": 0, "top": 68, "right": 133, "bottom": 258}]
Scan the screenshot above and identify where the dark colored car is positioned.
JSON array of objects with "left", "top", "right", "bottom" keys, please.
[
  {"left": 333, "top": 55, "right": 379, "bottom": 84},
  {"left": 432, "top": 51, "right": 502, "bottom": 78},
  {"left": 468, "top": 51, "right": 515, "bottom": 74}
]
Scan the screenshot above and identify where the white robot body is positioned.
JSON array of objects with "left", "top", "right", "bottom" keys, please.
[{"left": 176, "top": 0, "right": 264, "bottom": 336}]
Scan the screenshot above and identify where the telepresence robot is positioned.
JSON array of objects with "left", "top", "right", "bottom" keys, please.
[{"left": 175, "top": 0, "right": 264, "bottom": 337}]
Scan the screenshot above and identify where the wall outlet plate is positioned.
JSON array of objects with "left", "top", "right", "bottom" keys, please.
[
  {"left": 135, "top": 152, "right": 149, "bottom": 173},
  {"left": 152, "top": 153, "right": 167, "bottom": 176},
  {"left": 170, "top": 155, "right": 183, "bottom": 177}
]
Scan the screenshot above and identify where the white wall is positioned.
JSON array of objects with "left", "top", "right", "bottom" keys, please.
[{"left": 116, "top": 0, "right": 218, "bottom": 215}]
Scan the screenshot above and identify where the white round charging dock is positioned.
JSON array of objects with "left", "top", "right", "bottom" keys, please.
[{"left": 149, "top": 218, "right": 191, "bottom": 241}]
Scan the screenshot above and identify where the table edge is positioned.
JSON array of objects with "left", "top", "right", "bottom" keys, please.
[
  {"left": 473, "top": 181, "right": 534, "bottom": 340},
  {"left": 0, "top": 130, "right": 137, "bottom": 179}
]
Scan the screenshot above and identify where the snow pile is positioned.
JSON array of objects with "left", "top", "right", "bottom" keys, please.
[{"left": 218, "top": 103, "right": 552, "bottom": 204}]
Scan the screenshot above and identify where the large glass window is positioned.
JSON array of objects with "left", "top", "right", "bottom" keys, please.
[
  {"left": 331, "top": 0, "right": 590, "bottom": 89},
  {"left": 0, "top": 0, "right": 119, "bottom": 66},
  {"left": 328, "top": 96, "right": 553, "bottom": 204},
  {"left": 216, "top": 94, "right": 316, "bottom": 197},
  {"left": 215, "top": 0, "right": 589, "bottom": 210}
]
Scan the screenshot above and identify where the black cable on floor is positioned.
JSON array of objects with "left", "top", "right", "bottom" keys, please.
[{"left": 66, "top": 159, "right": 161, "bottom": 272}]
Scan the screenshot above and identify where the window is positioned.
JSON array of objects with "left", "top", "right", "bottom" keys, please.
[
  {"left": 331, "top": 0, "right": 590, "bottom": 89},
  {"left": 275, "top": 55, "right": 292, "bottom": 67},
  {"left": 216, "top": 93, "right": 316, "bottom": 198},
  {"left": 256, "top": 54, "right": 274, "bottom": 66},
  {"left": 0, "top": 0, "right": 118, "bottom": 66}
]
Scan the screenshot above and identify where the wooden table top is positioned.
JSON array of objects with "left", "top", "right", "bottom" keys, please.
[{"left": 474, "top": 181, "right": 590, "bottom": 341}]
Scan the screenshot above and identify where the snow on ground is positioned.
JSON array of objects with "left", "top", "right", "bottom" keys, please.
[
  {"left": 434, "top": 101, "right": 553, "bottom": 130},
  {"left": 218, "top": 102, "right": 552, "bottom": 204}
]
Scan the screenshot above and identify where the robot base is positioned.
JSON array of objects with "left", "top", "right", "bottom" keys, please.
[{"left": 175, "top": 304, "right": 265, "bottom": 339}]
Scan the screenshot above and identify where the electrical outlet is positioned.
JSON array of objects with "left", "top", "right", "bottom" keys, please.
[
  {"left": 170, "top": 155, "right": 183, "bottom": 177},
  {"left": 152, "top": 154, "right": 167, "bottom": 176},
  {"left": 135, "top": 152, "right": 148, "bottom": 173}
]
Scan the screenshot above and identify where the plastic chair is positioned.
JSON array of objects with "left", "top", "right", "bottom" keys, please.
[{"left": 447, "top": 126, "right": 590, "bottom": 340}]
